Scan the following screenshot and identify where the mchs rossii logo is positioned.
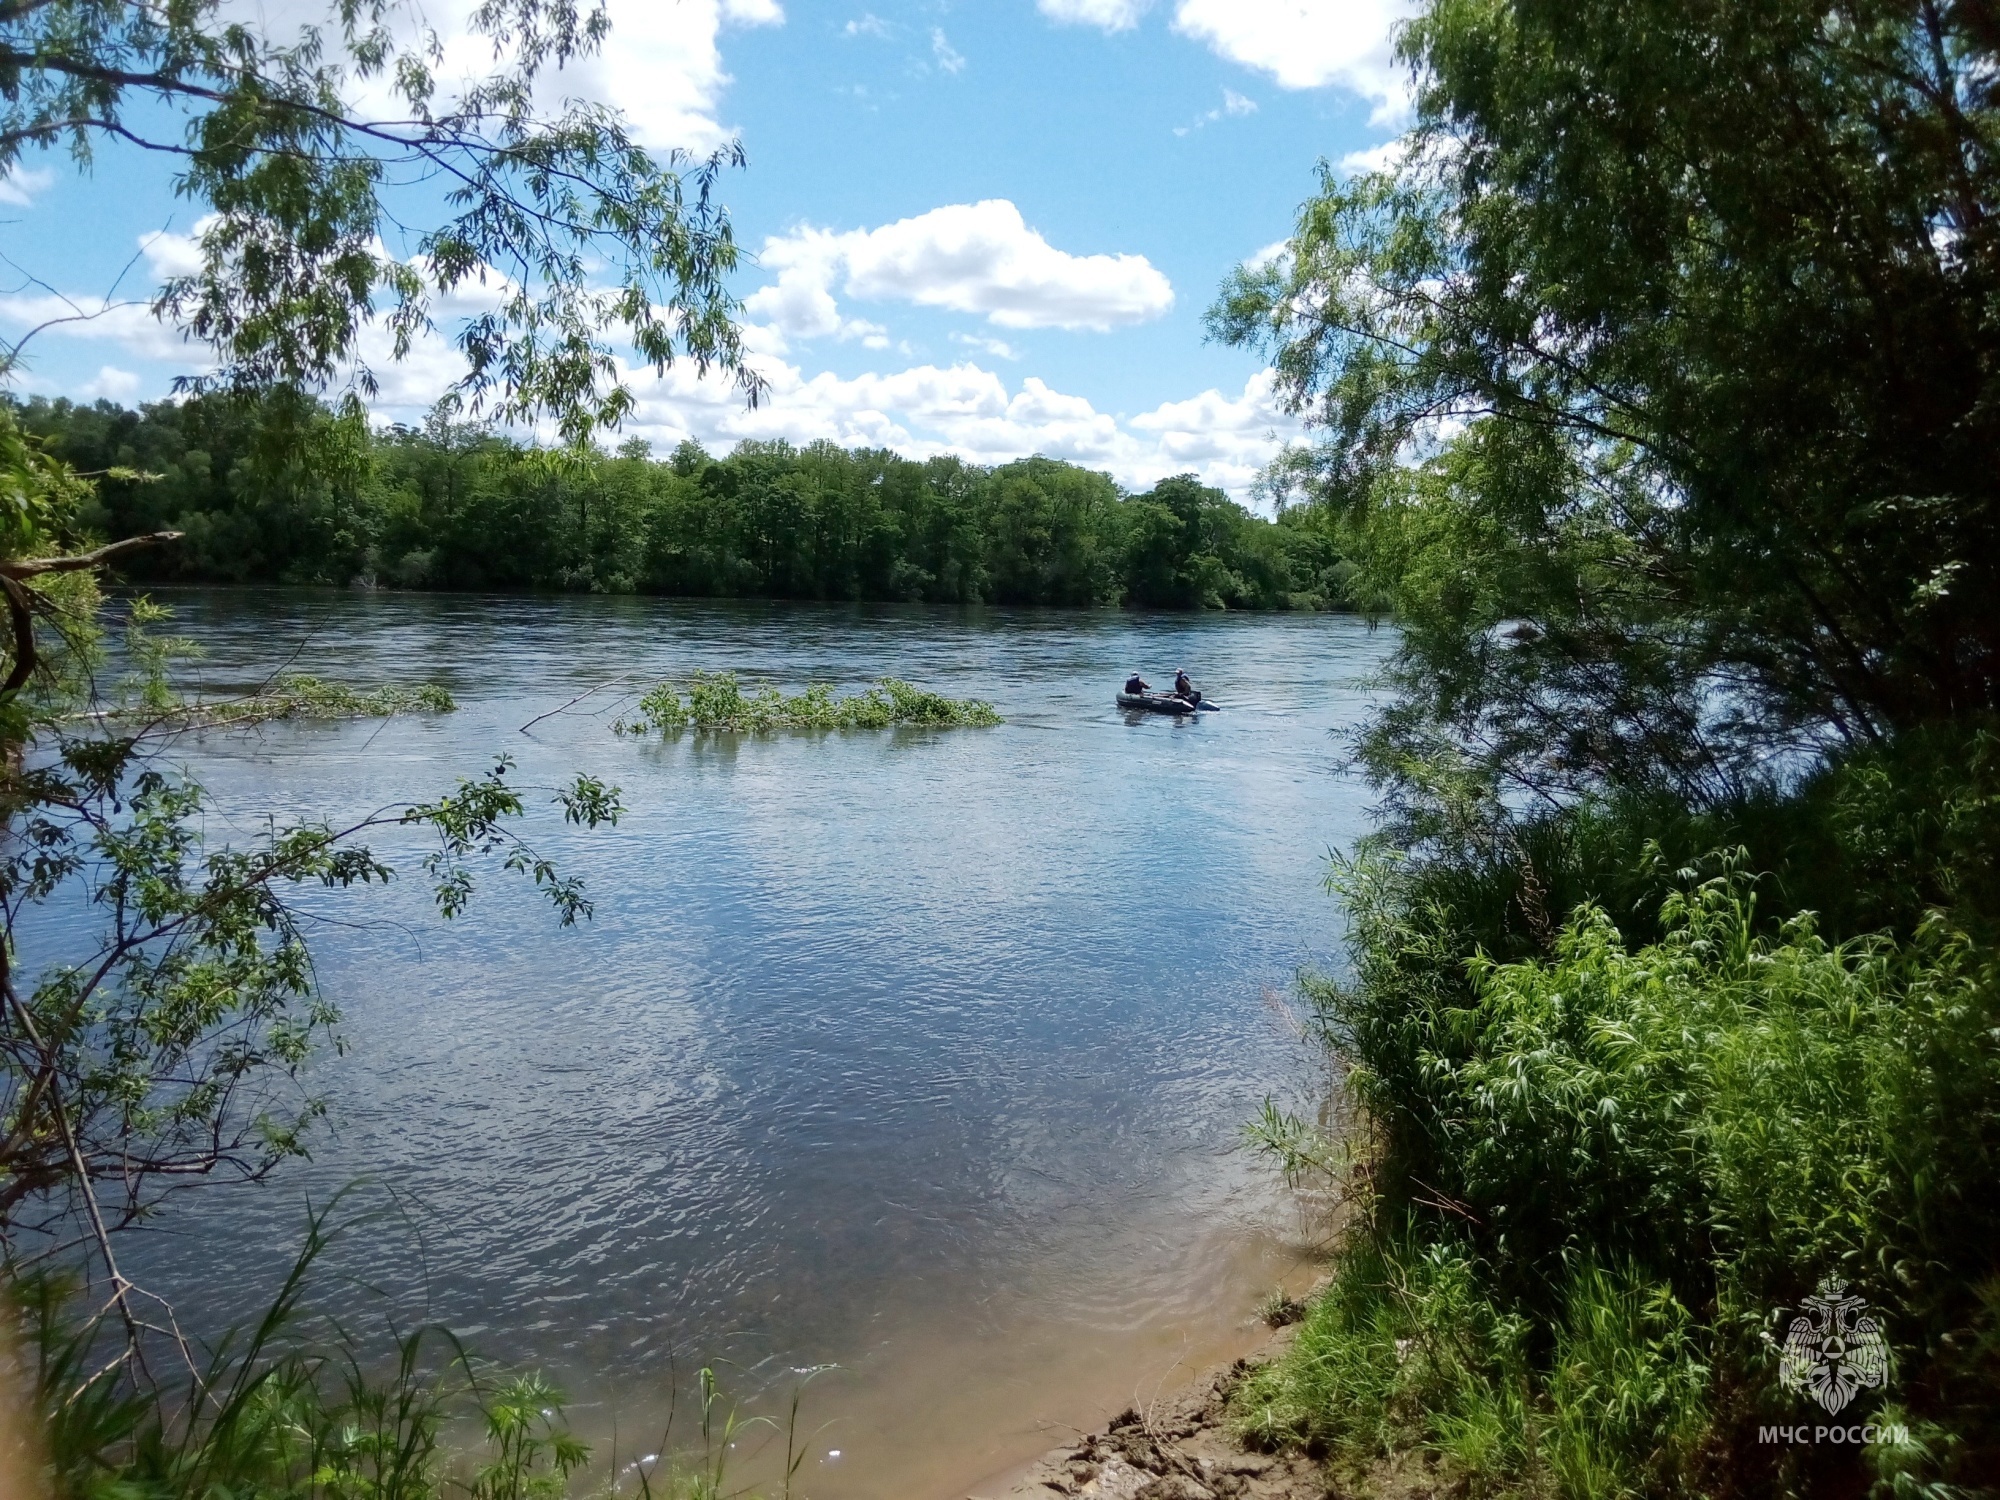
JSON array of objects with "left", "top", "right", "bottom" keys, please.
[{"left": 1759, "top": 1276, "right": 1903, "bottom": 1447}]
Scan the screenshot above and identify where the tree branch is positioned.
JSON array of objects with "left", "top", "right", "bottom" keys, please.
[
  {"left": 0, "top": 531, "right": 185, "bottom": 581},
  {"left": 0, "top": 576, "right": 34, "bottom": 695}
]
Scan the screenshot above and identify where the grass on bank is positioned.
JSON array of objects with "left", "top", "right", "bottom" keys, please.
[
  {"left": 13, "top": 1209, "right": 796, "bottom": 1500},
  {"left": 616, "top": 672, "right": 1000, "bottom": 733},
  {"left": 1234, "top": 752, "right": 2000, "bottom": 1498}
]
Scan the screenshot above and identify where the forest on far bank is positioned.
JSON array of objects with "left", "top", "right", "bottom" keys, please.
[{"left": 10, "top": 393, "right": 1357, "bottom": 610}]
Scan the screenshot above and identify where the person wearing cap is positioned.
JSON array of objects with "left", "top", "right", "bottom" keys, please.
[
  {"left": 1173, "top": 667, "right": 1200, "bottom": 706},
  {"left": 1124, "top": 670, "right": 1151, "bottom": 695}
]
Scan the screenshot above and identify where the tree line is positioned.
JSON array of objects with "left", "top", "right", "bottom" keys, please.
[{"left": 9, "top": 393, "right": 1357, "bottom": 610}]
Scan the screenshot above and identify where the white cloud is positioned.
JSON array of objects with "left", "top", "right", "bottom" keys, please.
[
  {"left": 952, "top": 332, "right": 1022, "bottom": 361},
  {"left": 137, "top": 225, "right": 209, "bottom": 280},
  {"left": 1038, "top": 0, "right": 1410, "bottom": 116},
  {"left": 1, "top": 262, "right": 1292, "bottom": 493},
  {"left": 541, "top": 0, "right": 784, "bottom": 153},
  {"left": 609, "top": 347, "right": 1294, "bottom": 496},
  {"left": 0, "top": 293, "right": 198, "bottom": 364},
  {"left": 0, "top": 226, "right": 514, "bottom": 407},
  {"left": 843, "top": 12, "right": 890, "bottom": 36},
  {"left": 1339, "top": 138, "right": 1406, "bottom": 175},
  {"left": 1172, "top": 0, "right": 1411, "bottom": 117},
  {"left": 930, "top": 27, "right": 966, "bottom": 73},
  {"left": 741, "top": 267, "right": 887, "bottom": 348},
  {"left": 752, "top": 200, "right": 1173, "bottom": 335},
  {"left": 79, "top": 365, "right": 142, "bottom": 401},
  {"left": 1245, "top": 238, "right": 1290, "bottom": 271},
  {"left": 1, "top": 217, "right": 1280, "bottom": 497},
  {"left": 0, "top": 165, "right": 53, "bottom": 208},
  {"left": 1175, "top": 86, "right": 1258, "bottom": 135},
  {"left": 246, "top": 0, "right": 783, "bottom": 155},
  {"left": 1038, "top": 0, "right": 1150, "bottom": 31}
]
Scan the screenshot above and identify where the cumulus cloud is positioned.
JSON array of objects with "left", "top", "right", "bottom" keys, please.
[
  {"left": 230, "top": 0, "right": 781, "bottom": 154},
  {"left": 1037, "top": 0, "right": 1410, "bottom": 117},
  {"left": 951, "top": 332, "right": 1022, "bottom": 361},
  {"left": 0, "top": 294, "right": 200, "bottom": 365},
  {"left": 0, "top": 222, "right": 528, "bottom": 407},
  {"left": 0, "top": 233, "right": 211, "bottom": 364},
  {"left": 604, "top": 347, "right": 1294, "bottom": 496},
  {"left": 1339, "top": 138, "right": 1406, "bottom": 175},
  {"left": 79, "top": 365, "right": 143, "bottom": 401},
  {"left": 1038, "top": 0, "right": 1150, "bottom": 31},
  {"left": 751, "top": 200, "right": 1173, "bottom": 335},
  {"left": 137, "top": 225, "right": 208, "bottom": 280},
  {"left": 537, "top": 0, "right": 784, "bottom": 152},
  {"left": 1245, "top": 238, "right": 1291, "bottom": 271},
  {"left": 742, "top": 268, "right": 888, "bottom": 349},
  {"left": 1, "top": 221, "right": 1282, "bottom": 497},
  {"left": 0, "top": 165, "right": 53, "bottom": 208},
  {"left": 1171, "top": 0, "right": 1411, "bottom": 116},
  {"left": 2, "top": 273, "right": 1291, "bottom": 492}
]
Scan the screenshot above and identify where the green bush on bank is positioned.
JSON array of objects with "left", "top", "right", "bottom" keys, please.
[{"left": 1239, "top": 786, "right": 2000, "bottom": 1497}]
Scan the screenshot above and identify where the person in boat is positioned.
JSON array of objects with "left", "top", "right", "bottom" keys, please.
[
  {"left": 1124, "top": 671, "right": 1151, "bottom": 695},
  {"left": 1173, "top": 668, "right": 1201, "bottom": 707}
]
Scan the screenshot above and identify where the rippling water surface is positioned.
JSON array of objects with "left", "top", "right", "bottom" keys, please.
[{"left": 109, "top": 591, "right": 1391, "bottom": 1497}]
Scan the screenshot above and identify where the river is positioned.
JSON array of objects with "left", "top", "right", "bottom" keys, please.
[{"left": 103, "top": 590, "right": 1391, "bottom": 1498}]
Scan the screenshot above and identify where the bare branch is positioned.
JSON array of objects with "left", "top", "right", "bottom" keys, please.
[{"left": 0, "top": 532, "right": 186, "bottom": 581}]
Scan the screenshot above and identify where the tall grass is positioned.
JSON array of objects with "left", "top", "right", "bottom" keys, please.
[
  {"left": 1238, "top": 759, "right": 2000, "bottom": 1497},
  {"left": 7, "top": 1207, "right": 788, "bottom": 1500}
]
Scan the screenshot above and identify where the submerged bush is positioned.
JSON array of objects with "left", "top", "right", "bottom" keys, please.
[
  {"left": 617, "top": 671, "right": 1000, "bottom": 733},
  {"left": 140, "top": 672, "right": 460, "bottom": 726},
  {"left": 253, "top": 673, "right": 458, "bottom": 719}
]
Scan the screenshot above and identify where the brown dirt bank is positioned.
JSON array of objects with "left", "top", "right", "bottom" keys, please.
[{"left": 973, "top": 1323, "right": 1330, "bottom": 1500}]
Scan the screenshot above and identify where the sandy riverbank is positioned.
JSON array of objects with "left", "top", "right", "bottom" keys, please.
[{"left": 969, "top": 1319, "right": 1331, "bottom": 1500}]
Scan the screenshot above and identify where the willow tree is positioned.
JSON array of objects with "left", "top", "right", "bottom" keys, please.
[
  {"left": 1216, "top": 0, "right": 1999, "bottom": 824},
  {"left": 1217, "top": 10, "right": 2000, "bottom": 1492}
]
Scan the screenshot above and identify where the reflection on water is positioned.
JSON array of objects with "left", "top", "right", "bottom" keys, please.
[{"left": 108, "top": 591, "right": 1391, "bottom": 1498}]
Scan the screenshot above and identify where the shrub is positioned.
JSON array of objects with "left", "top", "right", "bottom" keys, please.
[{"left": 1245, "top": 856, "right": 2000, "bottom": 1496}]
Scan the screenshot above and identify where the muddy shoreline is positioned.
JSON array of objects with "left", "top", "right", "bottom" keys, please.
[{"left": 970, "top": 1323, "right": 1328, "bottom": 1500}]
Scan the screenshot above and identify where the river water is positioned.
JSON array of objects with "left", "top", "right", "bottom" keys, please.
[{"left": 104, "top": 590, "right": 1391, "bottom": 1498}]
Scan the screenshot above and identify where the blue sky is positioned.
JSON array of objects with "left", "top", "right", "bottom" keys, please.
[{"left": 0, "top": 0, "right": 1409, "bottom": 494}]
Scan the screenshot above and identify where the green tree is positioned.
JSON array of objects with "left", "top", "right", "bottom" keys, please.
[
  {"left": 1214, "top": 0, "right": 1999, "bottom": 819},
  {"left": 0, "top": 0, "right": 732, "bottom": 1410},
  {"left": 2, "top": 0, "right": 758, "bottom": 441},
  {"left": 1218, "top": 3, "right": 2000, "bottom": 1492},
  {"left": 986, "top": 458, "right": 1119, "bottom": 605},
  {"left": 1121, "top": 474, "right": 1240, "bottom": 609}
]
